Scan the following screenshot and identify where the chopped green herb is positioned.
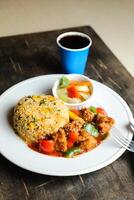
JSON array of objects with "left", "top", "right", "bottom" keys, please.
[{"left": 39, "top": 99, "right": 46, "bottom": 105}]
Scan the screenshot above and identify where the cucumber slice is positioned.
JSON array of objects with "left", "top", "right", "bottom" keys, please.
[
  {"left": 57, "top": 88, "right": 68, "bottom": 102},
  {"left": 68, "top": 97, "right": 81, "bottom": 103},
  {"left": 75, "top": 85, "right": 89, "bottom": 92},
  {"left": 59, "top": 76, "right": 70, "bottom": 88}
]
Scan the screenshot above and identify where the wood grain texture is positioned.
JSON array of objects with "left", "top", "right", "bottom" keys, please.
[{"left": 0, "top": 26, "right": 134, "bottom": 200}]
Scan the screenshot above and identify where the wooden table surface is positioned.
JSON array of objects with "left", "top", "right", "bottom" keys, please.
[{"left": 0, "top": 26, "right": 134, "bottom": 200}]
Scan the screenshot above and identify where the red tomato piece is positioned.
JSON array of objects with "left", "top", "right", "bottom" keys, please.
[
  {"left": 39, "top": 140, "right": 54, "bottom": 153},
  {"left": 67, "top": 141, "right": 74, "bottom": 149},
  {"left": 67, "top": 132, "right": 78, "bottom": 149},
  {"left": 96, "top": 107, "right": 107, "bottom": 115},
  {"left": 67, "top": 85, "right": 80, "bottom": 98},
  {"left": 68, "top": 132, "right": 78, "bottom": 143},
  {"left": 50, "top": 151, "right": 62, "bottom": 157}
]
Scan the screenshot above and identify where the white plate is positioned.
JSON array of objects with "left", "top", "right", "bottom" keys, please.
[{"left": 0, "top": 74, "right": 133, "bottom": 176}]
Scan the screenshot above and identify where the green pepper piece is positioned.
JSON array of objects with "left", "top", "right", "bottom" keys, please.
[
  {"left": 84, "top": 123, "right": 99, "bottom": 137},
  {"left": 89, "top": 106, "right": 96, "bottom": 113},
  {"left": 59, "top": 76, "right": 70, "bottom": 88},
  {"left": 65, "top": 147, "right": 81, "bottom": 158}
]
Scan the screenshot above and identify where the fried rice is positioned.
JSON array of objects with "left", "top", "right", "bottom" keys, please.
[{"left": 13, "top": 95, "right": 69, "bottom": 144}]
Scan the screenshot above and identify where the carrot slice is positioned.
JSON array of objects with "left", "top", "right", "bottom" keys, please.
[{"left": 70, "top": 81, "right": 92, "bottom": 86}]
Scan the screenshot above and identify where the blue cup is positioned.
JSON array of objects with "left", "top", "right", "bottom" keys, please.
[{"left": 57, "top": 32, "right": 92, "bottom": 74}]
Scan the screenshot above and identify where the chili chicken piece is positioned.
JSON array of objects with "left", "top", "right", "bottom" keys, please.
[
  {"left": 78, "top": 129, "right": 91, "bottom": 142},
  {"left": 80, "top": 135, "right": 97, "bottom": 151},
  {"left": 64, "top": 120, "right": 84, "bottom": 134},
  {"left": 54, "top": 128, "right": 67, "bottom": 152},
  {"left": 96, "top": 114, "right": 115, "bottom": 134},
  {"left": 80, "top": 108, "right": 95, "bottom": 122}
]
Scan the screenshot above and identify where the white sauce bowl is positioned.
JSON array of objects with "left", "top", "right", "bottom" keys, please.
[{"left": 52, "top": 74, "right": 94, "bottom": 110}]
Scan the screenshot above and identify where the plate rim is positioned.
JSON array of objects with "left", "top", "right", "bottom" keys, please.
[{"left": 0, "top": 74, "right": 133, "bottom": 176}]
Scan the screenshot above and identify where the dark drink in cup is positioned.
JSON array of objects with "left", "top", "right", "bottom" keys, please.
[
  {"left": 57, "top": 32, "right": 92, "bottom": 74},
  {"left": 59, "top": 35, "right": 90, "bottom": 49}
]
